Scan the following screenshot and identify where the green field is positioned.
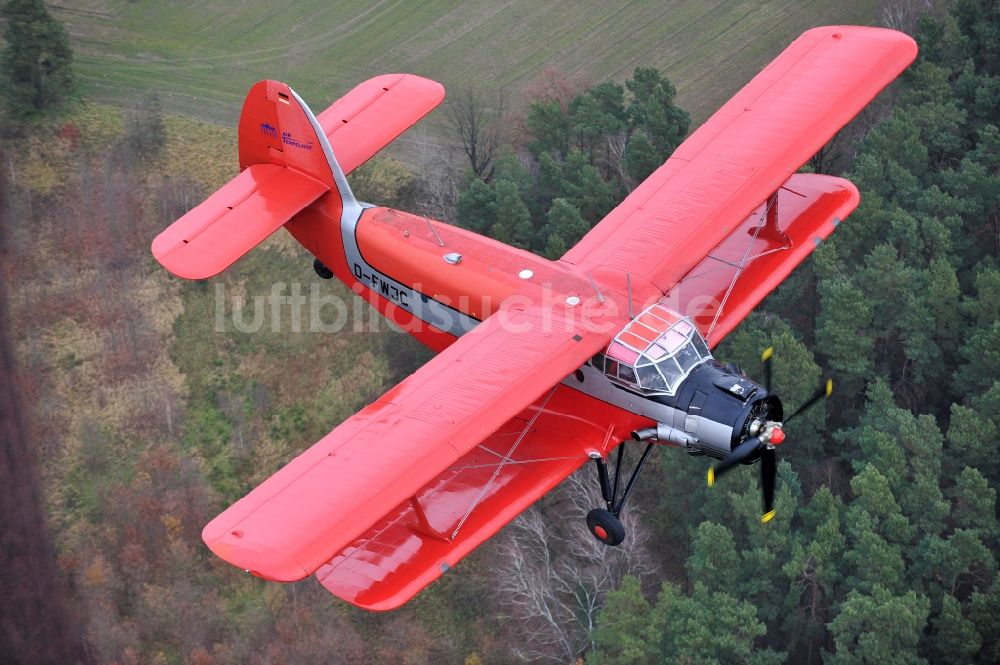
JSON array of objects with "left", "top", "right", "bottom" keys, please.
[{"left": 57, "top": 0, "right": 879, "bottom": 126}]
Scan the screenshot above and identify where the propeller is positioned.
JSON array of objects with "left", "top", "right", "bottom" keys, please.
[
  {"left": 761, "top": 346, "right": 773, "bottom": 393},
  {"left": 784, "top": 378, "right": 834, "bottom": 424},
  {"left": 707, "top": 347, "right": 831, "bottom": 524}
]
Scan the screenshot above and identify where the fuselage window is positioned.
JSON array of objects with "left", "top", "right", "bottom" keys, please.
[{"left": 591, "top": 353, "right": 606, "bottom": 373}]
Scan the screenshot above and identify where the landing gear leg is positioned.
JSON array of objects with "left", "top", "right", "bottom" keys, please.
[{"left": 586, "top": 442, "right": 655, "bottom": 546}]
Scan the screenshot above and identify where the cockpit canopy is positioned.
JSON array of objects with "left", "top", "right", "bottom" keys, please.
[{"left": 594, "top": 304, "right": 713, "bottom": 395}]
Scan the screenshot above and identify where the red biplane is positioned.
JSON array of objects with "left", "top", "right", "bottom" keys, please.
[{"left": 151, "top": 26, "right": 916, "bottom": 610}]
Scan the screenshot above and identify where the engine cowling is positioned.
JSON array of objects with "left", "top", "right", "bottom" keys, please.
[{"left": 631, "top": 360, "right": 782, "bottom": 460}]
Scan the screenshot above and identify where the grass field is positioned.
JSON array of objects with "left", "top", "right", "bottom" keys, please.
[{"left": 56, "top": 0, "right": 880, "bottom": 129}]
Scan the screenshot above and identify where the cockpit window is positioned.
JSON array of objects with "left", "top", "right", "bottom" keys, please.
[
  {"left": 636, "top": 364, "right": 667, "bottom": 389},
  {"left": 599, "top": 304, "right": 713, "bottom": 395},
  {"left": 656, "top": 356, "right": 683, "bottom": 386},
  {"left": 675, "top": 342, "right": 700, "bottom": 373},
  {"left": 691, "top": 333, "right": 710, "bottom": 359}
]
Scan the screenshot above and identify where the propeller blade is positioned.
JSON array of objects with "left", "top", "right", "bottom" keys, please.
[
  {"left": 760, "top": 447, "right": 776, "bottom": 523},
  {"left": 784, "top": 378, "right": 833, "bottom": 423},
  {"left": 761, "top": 346, "right": 774, "bottom": 393},
  {"left": 707, "top": 435, "right": 763, "bottom": 486}
]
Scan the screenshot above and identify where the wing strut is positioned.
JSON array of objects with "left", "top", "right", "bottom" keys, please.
[
  {"left": 409, "top": 497, "right": 451, "bottom": 542},
  {"left": 705, "top": 193, "right": 789, "bottom": 342},
  {"left": 449, "top": 386, "right": 557, "bottom": 540}
]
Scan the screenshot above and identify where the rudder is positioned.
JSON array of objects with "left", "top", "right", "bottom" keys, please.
[{"left": 237, "top": 80, "right": 343, "bottom": 197}]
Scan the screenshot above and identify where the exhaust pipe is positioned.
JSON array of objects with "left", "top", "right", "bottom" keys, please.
[{"left": 631, "top": 424, "right": 697, "bottom": 448}]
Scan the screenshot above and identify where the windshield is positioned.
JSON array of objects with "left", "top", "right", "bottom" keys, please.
[{"left": 599, "top": 305, "right": 713, "bottom": 395}]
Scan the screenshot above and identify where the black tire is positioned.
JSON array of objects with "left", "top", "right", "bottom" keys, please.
[
  {"left": 586, "top": 508, "right": 625, "bottom": 546},
  {"left": 313, "top": 258, "right": 334, "bottom": 280}
]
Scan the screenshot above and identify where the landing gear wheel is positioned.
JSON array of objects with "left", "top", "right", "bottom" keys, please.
[
  {"left": 313, "top": 258, "right": 333, "bottom": 280},
  {"left": 586, "top": 508, "right": 625, "bottom": 546}
]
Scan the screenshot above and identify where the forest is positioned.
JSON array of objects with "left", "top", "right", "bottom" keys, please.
[{"left": 1, "top": 0, "right": 998, "bottom": 664}]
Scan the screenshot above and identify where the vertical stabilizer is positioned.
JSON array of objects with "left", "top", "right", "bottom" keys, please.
[{"left": 237, "top": 80, "right": 352, "bottom": 205}]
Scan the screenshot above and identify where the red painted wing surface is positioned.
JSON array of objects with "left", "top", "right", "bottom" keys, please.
[
  {"left": 150, "top": 164, "right": 327, "bottom": 280},
  {"left": 316, "top": 383, "right": 643, "bottom": 610},
  {"left": 563, "top": 26, "right": 917, "bottom": 313},
  {"left": 202, "top": 306, "right": 613, "bottom": 597},
  {"left": 663, "top": 173, "right": 860, "bottom": 346}
]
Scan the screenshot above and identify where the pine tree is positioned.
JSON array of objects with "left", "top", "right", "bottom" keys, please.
[
  {"left": 685, "top": 522, "right": 742, "bottom": 592},
  {"left": 949, "top": 466, "right": 999, "bottom": 541},
  {"left": 970, "top": 582, "right": 1000, "bottom": 663},
  {"left": 930, "top": 594, "right": 981, "bottom": 663},
  {"left": 1, "top": 0, "right": 74, "bottom": 117},
  {"left": 815, "top": 277, "right": 875, "bottom": 391},
  {"left": 558, "top": 148, "right": 616, "bottom": 223},
  {"left": 525, "top": 99, "right": 571, "bottom": 157},
  {"left": 455, "top": 177, "right": 498, "bottom": 235},
  {"left": 955, "top": 320, "right": 1000, "bottom": 396},
  {"left": 825, "top": 586, "right": 930, "bottom": 665},
  {"left": 624, "top": 130, "right": 660, "bottom": 183},
  {"left": 589, "top": 576, "right": 659, "bottom": 665},
  {"left": 652, "top": 582, "right": 782, "bottom": 665},
  {"left": 782, "top": 487, "right": 846, "bottom": 660},
  {"left": 946, "top": 399, "right": 998, "bottom": 478},
  {"left": 491, "top": 179, "right": 533, "bottom": 249},
  {"left": 541, "top": 198, "right": 589, "bottom": 259},
  {"left": 625, "top": 66, "right": 689, "bottom": 159}
]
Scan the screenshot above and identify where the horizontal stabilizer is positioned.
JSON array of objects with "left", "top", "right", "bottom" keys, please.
[
  {"left": 316, "top": 74, "right": 445, "bottom": 175},
  {"left": 151, "top": 164, "right": 328, "bottom": 280}
]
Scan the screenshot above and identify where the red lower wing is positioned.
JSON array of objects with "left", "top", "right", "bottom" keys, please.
[
  {"left": 663, "top": 173, "right": 859, "bottom": 346},
  {"left": 315, "top": 385, "right": 645, "bottom": 610}
]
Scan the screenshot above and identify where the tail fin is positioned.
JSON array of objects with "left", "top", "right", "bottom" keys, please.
[
  {"left": 237, "top": 80, "right": 353, "bottom": 203},
  {"left": 151, "top": 75, "right": 445, "bottom": 280},
  {"left": 152, "top": 81, "right": 342, "bottom": 280}
]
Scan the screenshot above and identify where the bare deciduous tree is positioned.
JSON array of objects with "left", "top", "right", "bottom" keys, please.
[
  {"left": 445, "top": 87, "right": 505, "bottom": 181},
  {"left": 492, "top": 470, "right": 657, "bottom": 664},
  {"left": 408, "top": 124, "right": 463, "bottom": 221},
  {"left": 880, "top": 0, "right": 937, "bottom": 34},
  {"left": 606, "top": 130, "right": 631, "bottom": 193}
]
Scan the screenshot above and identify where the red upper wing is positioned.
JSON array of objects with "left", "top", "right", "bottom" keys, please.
[
  {"left": 202, "top": 306, "right": 612, "bottom": 582},
  {"left": 561, "top": 26, "right": 916, "bottom": 293}
]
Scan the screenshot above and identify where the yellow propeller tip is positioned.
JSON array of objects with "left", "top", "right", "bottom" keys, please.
[
  {"left": 761, "top": 510, "right": 776, "bottom": 524},
  {"left": 825, "top": 379, "right": 833, "bottom": 397},
  {"left": 707, "top": 467, "right": 715, "bottom": 488},
  {"left": 761, "top": 347, "right": 774, "bottom": 361}
]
